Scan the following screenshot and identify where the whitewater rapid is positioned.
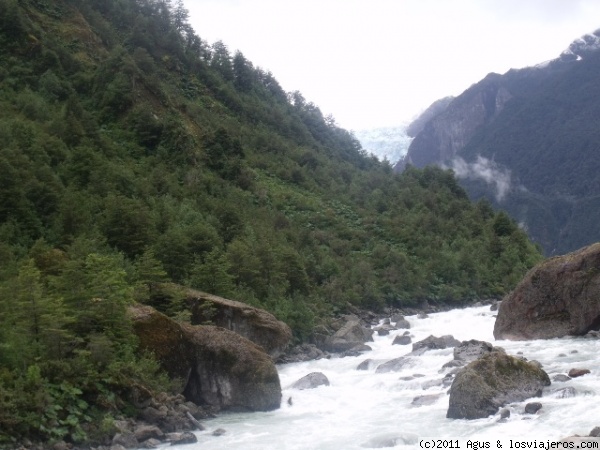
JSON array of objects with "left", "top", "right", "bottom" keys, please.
[{"left": 172, "top": 305, "right": 600, "bottom": 449}]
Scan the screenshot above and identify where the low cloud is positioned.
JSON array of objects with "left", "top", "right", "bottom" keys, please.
[{"left": 450, "top": 156, "right": 512, "bottom": 202}]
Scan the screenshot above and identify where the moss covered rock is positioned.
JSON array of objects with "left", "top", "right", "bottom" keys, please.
[
  {"left": 130, "top": 305, "right": 281, "bottom": 412},
  {"left": 188, "top": 290, "right": 292, "bottom": 359},
  {"left": 494, "top": 242, "right": 600, "bottom": 340},
  {"left": 447, "top": 353, "right": 550, "bottom": 419}
]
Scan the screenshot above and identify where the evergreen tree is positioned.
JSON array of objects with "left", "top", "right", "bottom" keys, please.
[
  {"left": 233, "top": 51, "right": 255, "bottom": 92},
  {"left": 210, "top": 40, "right": 234, "bottom": 81},
  {"left": 187, "top": 248, "right": 235, "bottom": 297}
]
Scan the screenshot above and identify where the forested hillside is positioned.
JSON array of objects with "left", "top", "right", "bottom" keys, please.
[{"left": 0, "top": 0, "right": 541, "bottom": 445}]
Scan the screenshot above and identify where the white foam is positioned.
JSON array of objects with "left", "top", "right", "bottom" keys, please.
[{"left": 170, "top": 305, "right": 600, "bottom": 450}]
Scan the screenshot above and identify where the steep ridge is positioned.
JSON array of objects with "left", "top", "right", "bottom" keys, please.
[{"left": 397, "top": 29, "right": 600, "bottom": 255}]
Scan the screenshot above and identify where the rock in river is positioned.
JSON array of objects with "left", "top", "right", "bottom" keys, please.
[
  {"left": 412, "top": 335, "right": 460, "bottom": 355},
  {"left": 322, "top": 315, "right": 374, "bottom": 353},
  {"left": 291, "top": 372, "right": 330, "bottom": 390},
  {"left": 447, "top": 352, "right": 550, "bottom": 419}
]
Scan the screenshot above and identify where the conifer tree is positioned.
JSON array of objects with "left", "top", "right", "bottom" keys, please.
[
  {"left": 133, "top": 249, "right": 169, "bottom": 301},
  {"left": 187, "top": 248, "right": 235, "bottom": 297}
]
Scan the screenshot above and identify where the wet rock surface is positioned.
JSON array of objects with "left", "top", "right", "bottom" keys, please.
[
  {"left": 323, "top": 315, "right": 375, "bottom": 353},
  {"left": 412, "top": 335, "right": 460, "bottom": 355},
  {"left": 290, "top": 372, "right": 330, "bottom": 390},
  {"left": 568, "top": 368, "right": 591, "bottom": 378},
  {"left": 447, "top": 352, "right": 551, "bottom": 419},
  {"left": 453, "top": 340, "right": 495, "bottom": 363}
]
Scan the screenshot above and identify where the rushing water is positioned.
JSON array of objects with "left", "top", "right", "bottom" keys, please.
[{"left": 171, "top": 305, "right": 600, "bottom": 449}]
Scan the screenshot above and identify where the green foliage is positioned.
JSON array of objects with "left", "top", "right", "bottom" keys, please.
[
  {"left": 0, "top": 240, "right": 172, "bottom": 445},
  {"left": 132, "top": 249, "right": 169, "bottom": 301},
  {"left": 39, "top": 380, "right": 90, "bottom": 443},
  {"left": 0, "top": 0, "right": 27, "bottom": 41},
  {"left": 203, "top": 128, "right": 245, "bottom": 180},
  {"left": 187, "top": 248, "right": 235, "bottom": 298},
  {"left": 0, "top": 0, "right": 543, "bottom": 445}
]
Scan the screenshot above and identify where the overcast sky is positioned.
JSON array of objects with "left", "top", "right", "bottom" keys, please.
[{"left": 184, "top": 0, "right": 600, "bottom": 131}]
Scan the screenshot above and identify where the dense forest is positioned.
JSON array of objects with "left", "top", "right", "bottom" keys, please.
[{"left": 0, "top": 0, "right": 542, "bottom": 446}]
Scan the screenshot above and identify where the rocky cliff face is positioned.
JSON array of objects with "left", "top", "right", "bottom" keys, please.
[
  {"left": 129, "top": 304, "right": 282, "bottom": 412},
  {"left": 405, "top": 96, "right": 454, "bottom": 138},
  {"left": 402, "top": 75, "right": 511, "bottom": 168},
  {"left": 494, "top": 242, "right": 600, "bottom": 340},
  {"left": 396, "top": 29, "right": 600, "bottom": 256}
]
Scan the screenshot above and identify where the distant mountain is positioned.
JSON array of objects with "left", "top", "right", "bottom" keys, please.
[
  {"left": 405, "top": 96, "right": 454, "bottom": 137},
  {"left": 354, "top": 126, "right": 412, "bottom": 164},
  {"left": 396, "top": 29, "right": 600, "bottom": 256}
]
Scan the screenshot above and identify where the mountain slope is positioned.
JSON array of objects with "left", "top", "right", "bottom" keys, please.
[
  {"left": 0, "top": 0, "right": 541, "bottom": 444},
  {"left": 398, "top": 29, "right": 600, "bottom": 255}
]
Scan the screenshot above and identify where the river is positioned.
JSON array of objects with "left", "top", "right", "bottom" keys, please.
[{"left": 170, "top": 305, "right": 600, "bottom": 449}]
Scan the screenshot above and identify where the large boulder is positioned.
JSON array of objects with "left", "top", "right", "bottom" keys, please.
[
  {"left": 447, "top": 353, "right": 550, "bottom": 419},
  {"left": 277, "top": 343, "right": 328, "bottom": 363},
  {"left": 392, "top": 335, "right": 412, "bottom": 346},
  {"left": 453, "top": 340, "right": 495, "bottom": 363},
  {"left": 375, "top": 356, "right": 415, "bottom": 373},
  {"left": 130, "top": 304, "right": 281, "bottom": 412},
  {"left": 188, "top": 290, "right": 292, "bottom": 359},
  {"left": 494, "top": 243, "right": 600, "bottom": 340},
  {"left": 412, "top": 335, "right": 460, "bottom": 355},
  {"left": 375, "top": 335, "right": 460, "bottom": 373},
  {"left": 322, "top": 315, "right": 374, "bottom": 353},
  {"left": 291, "top": 372, "right": 330, "bottom": 390}
]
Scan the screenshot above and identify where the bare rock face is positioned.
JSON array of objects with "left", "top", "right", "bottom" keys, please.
[
  {"left": 291, "top": 372, "right": 330, "bottom": 390},
  {"left": 277, "top": 343, "right": 328, "bottom": 363},
  {"left": 188, "top": 290, "right": 292, "bottom": 359},
  {"left": 412, "top": 335, "right": 460, "bottom": 355},
  {"left": 412, "top": 394, "right": 443, "bottom": 406},
  {"left": 130, "top": 305, "right": 281, "bottom": 412},
  {"left": 447, "top": 353, "right": 550, "bottom": 420},
  {"left": 399, "top": 77, "right": 512, "bottom": 169},
  {"left": 392, "top": 335, "right": 412, "bottom": 346},
  {"left": 375, "top": 356, "right": 415, "bottom": 374},
  {"left": 395, "top": 318, "right": 411, "bottom": 329},
  {"left": 524, "top": 402, "right": 542, "bottom": 414},
  {"left": 322, "top": 316, "right": 374, "bottom": 353},
  {"left": 406, "top": 96, "right": 454, "bottom": 137},
  {"left": 182, "top": 325, "right": 282, "bottom": 411},
  {"left": 376, "top": 334, "right": 460, "bottom": 374},
  {"left": 453, "top": 340, "right": 495, "bottom": 363},
  {"left": 494, "top": 243, "right": 600, "bottom": 340},
  {"left": 568, "top": 368, "right": 590, "bottom": 378}
]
